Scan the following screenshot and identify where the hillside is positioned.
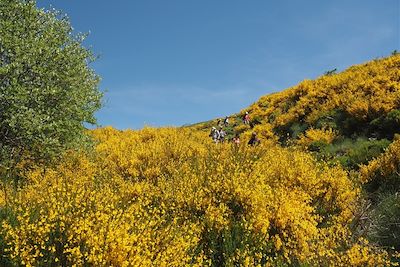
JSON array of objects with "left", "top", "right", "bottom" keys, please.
[
  {"left": 0, "top": 127, "right": 393, "bottom": 266},
  {"left": 191, "top": 54, "right": 400, "bottom": 263},
  {"left": 195, "top": 54, "right": 400, "bottom": 139},
  {"left": 2, "top": 2, "right": 399, "bottom": 266},
  {"left": 193, "top": 55, "right": 400, "bottom": 167},
  {"left": 1, "top": 55, "right": 399, "bottom": 266}
]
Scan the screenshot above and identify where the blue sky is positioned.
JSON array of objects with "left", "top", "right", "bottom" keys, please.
[{"left": 37, "top": 1, "right": 399, "bottom": 129}]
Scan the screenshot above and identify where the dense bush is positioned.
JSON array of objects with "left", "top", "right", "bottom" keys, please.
[
  {"left": 369, "top": 193, "right": 400, "bottom": 251},
  {"left": 236, "top": 55, "right": 400, "bottom": 142},
  {"left": 359, "top": 139, "right": 400, "bottom": 258},
  {"left": 317, "top": 137, "right": 391, "bottom": 169},
  {"left": 0, "top": 127, "right": 391, "bottom": 266}
]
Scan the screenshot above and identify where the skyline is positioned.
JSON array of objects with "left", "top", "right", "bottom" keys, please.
[{"left": 38, "top": 0, "right": 400, "bottom": 129}]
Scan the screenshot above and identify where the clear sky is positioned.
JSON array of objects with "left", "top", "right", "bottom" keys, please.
[{"left": 37, "top": 0, "right": 399, "bottom": 129}]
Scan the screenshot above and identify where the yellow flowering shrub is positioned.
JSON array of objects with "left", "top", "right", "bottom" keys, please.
[
  {"left": 240, "top": 123, "right": 277, "bottom": 145},
  {"left": 234, "top": 123, "right": 251, "bottom": 135},
  {"left": 90, "top": 126, "right": 209, "bottom": 182},
  {"left": 297, "top": 127, "right": 337, "bottom": 148},
  {"left": 360, "top": 139, "right": 400, "bottom": 184},
  {"left": 345, "top": 239, "right": 389, "bottom": 267},
  {"left": 1, "top": 152, "right": 204, "bottom": 266},
  {"left": 237, "top": 54, "right": 400, "bottom": 139},
  {"left": 0, "top": 127, "right": 392, "bottom": 266}
]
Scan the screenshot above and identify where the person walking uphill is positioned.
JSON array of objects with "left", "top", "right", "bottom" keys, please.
[
  {"left": 248, "top": 132, "right": 260, "bottom": 146},
  {"left": 224, "top": 116, "right": 229, "bottom": 126},
  {"left": 243, "top": 112, "right": 250, "bottom": 125},
  {"left": 217, "top": 119, "right": 223, "bottom": 128},
  {"left": 210, "top": 127, "right": 220, "bottom": 143},
  {"left": 219, "top": 127, "right": 227, "bottom": 143},
  {"left": 232, "top": 134, "right": 240, "bottom": 146}
]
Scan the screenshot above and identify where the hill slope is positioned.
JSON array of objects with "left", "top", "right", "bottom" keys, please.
[
  {"left": 242, "top": 54, "right": 400, "bottom": 140},
  {"left": 192, "top": 54, "right": 400, "bottom": 260},
  {"left": 1, "top": 55, "right": 399, "bottom": 266},
  {"left": 193, "top": 54, "right": 400, "bottom": 144}
]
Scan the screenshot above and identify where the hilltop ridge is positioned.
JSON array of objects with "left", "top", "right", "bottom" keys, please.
[{"left": 193, "top": 54, "right": 400, "bottom": 146}]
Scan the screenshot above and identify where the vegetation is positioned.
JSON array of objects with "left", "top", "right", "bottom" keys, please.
[
  {"left": 0, "top": 128, "right": 392, "bottom": 266},
  {"left": 0, "top": 0, "right": 102, "bottom": 186},
  {"left": 0, "top": 1, "right": 399, "bottom": 266},
  {"left": 187, "top": 54, "right": 400, "bottom": 265}
]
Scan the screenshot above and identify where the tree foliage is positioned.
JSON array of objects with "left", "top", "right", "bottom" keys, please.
[{"left": 0, "top": 0, "right": 102, "bottom": 178}]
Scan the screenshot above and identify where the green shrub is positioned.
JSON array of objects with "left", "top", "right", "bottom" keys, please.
[
  {"left": 370, "top": 109, "right": 400, "bottom": 139},
  {"left": 319, "top": 137, "right": 391, "bottom": 169},
  {"left": 369, "top": 193, "right": 400, "bottom": 251},
  {"left": 308, "top": 140, "right": 329, "bottom": 152}
]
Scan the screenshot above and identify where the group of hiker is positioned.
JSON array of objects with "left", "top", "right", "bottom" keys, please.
[
  {"left": 209, "top": 112, "right": 260, "bottom": 146},
  {"left": 209, "top": 126, "right": 227, "bottom": 143}
]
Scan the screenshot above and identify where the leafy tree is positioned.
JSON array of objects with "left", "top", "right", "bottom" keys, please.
[{"left": 0, "top": 0, "right": 102, "bottom": 183}]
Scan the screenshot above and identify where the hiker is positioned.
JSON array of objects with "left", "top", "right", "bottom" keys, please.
[
  {"left": 243, "top": 112, "right": 250, "bottom": 125},
  {"left": 210, "top": 127, "right": 220, "bottom": 143},
  {"left": 248, "top": 132, "right": 260, "bottom": 146},
  {"left": 217, "top": 119, "right": 223, "bottom": 127},
  {"left": 232, "top": 134, "right": 240, "bottom": 146},
  {"left": 219, "top": 128, "right": 226, "bottom": 143},
  {"left": 224, "top": 116, "right": 229, "bottom": 126}
]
